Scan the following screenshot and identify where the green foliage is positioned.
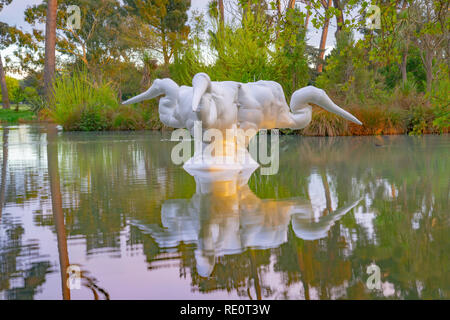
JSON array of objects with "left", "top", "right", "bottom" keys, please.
[
  {"left": 380, "top": 47, "right": 427, "bottom": 92},
  {"left": 407, "top": 105, "right": 434, "bottom": 136},
  {"left": 47, "top": 71, "right": 164, "bottom": 131},
  {"left": 209, "top": 10, "right": 276, "bottom": 83},
  {"left": 170, "top": 5, "right": 310, "bottom": 98},
  {"left": 123, "top": 0, "right": 191, "bottom": 65},
  {"left": 48, "top": 71, "right": 119, "bottom": 131},
  {"left": 397, "top": 77, "right": 417, "bottom": 96},
  {"left": 315, "top": 32, "right": 386, "bottom": 102},
  {"left": 27, "top": 94, "right": 46, "bottom": 114},
  {"left": 272, "top": 9, "right": 310, "bottom": 96},
  {"left": 429, "top": 65, "right": 450, "bottom": 132},
  {"left": 23, "top": 86, "right": 37, "bottom": 101},
  {"left": 0, "top": 76, "right": 19, "bottom": 101},
  {"left": 11, "top": 83, "right": 25, "bottom": 107},
  {"left": 169, "top": 41, "right": 207, "bottom": 86}
]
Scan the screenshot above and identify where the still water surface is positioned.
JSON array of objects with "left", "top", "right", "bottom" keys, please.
[{"left": 0, "top": 124, "right": 448, "bottom": 299}]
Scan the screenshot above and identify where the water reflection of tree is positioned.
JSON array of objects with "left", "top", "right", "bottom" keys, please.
[
  {"left": 0, "top": 127, "right": 8, "bottom": 219},
  {"left": 51, "top": 131, "right": 448, "bottom": 299},
  {"left": 0, "top": 127, "right": 51, "bottom": 300},
  {"left": 47, "top": 125, "right": 71, "bottom": 300}
]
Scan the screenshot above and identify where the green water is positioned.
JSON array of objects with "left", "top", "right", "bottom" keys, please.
[{"left": 0, "top": 124, "right": 448, "bottom": 300}]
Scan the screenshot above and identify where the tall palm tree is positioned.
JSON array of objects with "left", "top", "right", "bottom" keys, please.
[{"left": 43, "top": 0, "right": 58, "bottom": 101}]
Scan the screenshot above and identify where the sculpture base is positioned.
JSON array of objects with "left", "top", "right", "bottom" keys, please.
[{"left": 183, "top": 154, "right": 259, "bottom": 195}]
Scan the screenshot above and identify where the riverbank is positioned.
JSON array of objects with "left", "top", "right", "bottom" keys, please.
[{"left": 2, "top": 103, "right": 447, "bottom": 136}]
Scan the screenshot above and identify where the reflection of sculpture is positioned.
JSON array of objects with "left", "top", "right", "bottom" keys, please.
[
  {"left": 123, "top": 73, "right": 362, "bottom": 179},
  {"left": 131, "top": 169, "right": 361, "bottom": 277}
]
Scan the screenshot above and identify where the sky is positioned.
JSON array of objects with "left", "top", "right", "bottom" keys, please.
[{"left": 0, "top": 0, "right": 341, "bottom": 78}]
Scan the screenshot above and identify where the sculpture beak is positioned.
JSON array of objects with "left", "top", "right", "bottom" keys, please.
[
  {"left": 312, "top": 91, "right": 362, "bottom": 125},
  {"left": 291, "top": 87, "right": 363, "bottom": 125},
  {"left": 122, "top": 81, "right": 161, "bottom": 105},
  {"left": 192, "top": 73, "right": 211, "bottom": 112},
  {"left": 321, "top": 102, "right": 363, "bottom": 125}
]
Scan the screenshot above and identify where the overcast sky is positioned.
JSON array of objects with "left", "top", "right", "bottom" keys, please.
[{"left": 0, "top": 0, "right": 341, "bottom": 77}]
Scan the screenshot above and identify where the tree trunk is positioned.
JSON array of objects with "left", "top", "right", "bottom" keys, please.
[
  {"left": 0, "top": 54, "right": 10, "bottom": 110},
  {"left": 305, "top": 2, "right": 311, "bottom": 29},
  {"left": 333, "top": 0, "right": 344, "bottom": 37},
  {"left": 218, "top": 0, "right": 224, "bottom": 26},
  {"left": 317, "top": 0, "right": 332, "bottom": 73},
  {"left": 161, "top": 31, "right": 170, "bottom": 66},
  {"left": 288, "top": 0, "right": 295, "bottom": 9},
  {"left": 43, "top": 0, "right": 58, "bottom": 103},
  {"left": 401, "top": 51, "right": 408, "bottom": 85},
  {"left": 421, "top": 50, "right": 433, "bottom": 93}
]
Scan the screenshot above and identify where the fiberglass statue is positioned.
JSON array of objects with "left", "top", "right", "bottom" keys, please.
[{"left": 123, "top": 73, "right": 362, "bottom": 185}]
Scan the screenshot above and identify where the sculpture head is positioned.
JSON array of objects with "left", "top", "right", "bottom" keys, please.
[
  {"left": 191, "top": 73, "right": 212, "bottom": 112},
  {"left": 122, "top": 78, "right": 179, "bottom": 105}
]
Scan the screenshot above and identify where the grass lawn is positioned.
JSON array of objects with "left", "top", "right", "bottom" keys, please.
[{"left": 0, "top": 105, "right": 36, "bottom": 123}]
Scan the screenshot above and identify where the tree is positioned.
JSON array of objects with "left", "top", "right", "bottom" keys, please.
[
  {"left": 218, "top": 0, "right": 225, "bottom": 26},
  {"left": 11, "top": 83, "right": 25, "bottom": 111},
  {"left": 43, "top": 0, "right": 58, "bottom": 101},
  {"left": 123, "top": 0, "right": 191, "bottom": 66},
  {"left": 317, "top": 0, "right": 333, "bottom": 73},
  {"left": 0, "top": 51, "right": 10, "bottom": 109},
  {"left": 410, "top": 0, "right": 448, "bottom": 93},
  {"left": 0, "top": 75, "right": 19, "bottom": 104},
  {"left": 25, "top": 0, "right": 130, "bottom": 83},
  {"left": 0, "top": 0, "right": 13, "bottom": 109},
  {"left": 332, "top": 0, "right": 344, "bottom": 37}
]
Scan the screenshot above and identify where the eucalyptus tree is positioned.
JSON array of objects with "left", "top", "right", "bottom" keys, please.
[
  {"left": 123, "top": 0, "right": 191, "bottom": 66},
  {"left": 0, "top": 0, "right": 12, "bottom": 109},
  {"left": 43, "top": 0, "right": 57, "bottom": 101},
  {"left": 409, "top": 0, "right": 448, "bottom": 93},
  {"left": 0, "top": 22, "right": 11, "bottom": 109},
  {"left": 25, "top": 0, "right": 127, "bottom": 81}
]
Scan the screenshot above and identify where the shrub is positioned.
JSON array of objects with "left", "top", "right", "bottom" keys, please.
[
  {"left": 406, "top": 105, "right": 435, "bottom": 135},
  {"left": 111, "top": 105, "right": 145, "bottom": 130},
  {"left": 48, "top": 71, "right": 119, "bottom": 131}
]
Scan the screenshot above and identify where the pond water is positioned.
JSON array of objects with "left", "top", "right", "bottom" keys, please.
[{"left": 0, "top": 124, "right": 448, "bottom": 300}]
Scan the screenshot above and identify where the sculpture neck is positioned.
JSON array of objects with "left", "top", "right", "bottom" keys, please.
[
  {"left": 159, "top": 79, "right": 179, "bottom": 107},
  {"left": 289, "top": 105, "right": 312, "bottom": 130}
]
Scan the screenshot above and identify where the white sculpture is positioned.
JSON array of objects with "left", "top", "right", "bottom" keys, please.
[
  {"left": 123, "top": 73, "right": 362, "bottom": 181},
  {"left": 124, "top": 72, "right": 362, "bottom": 132}
]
